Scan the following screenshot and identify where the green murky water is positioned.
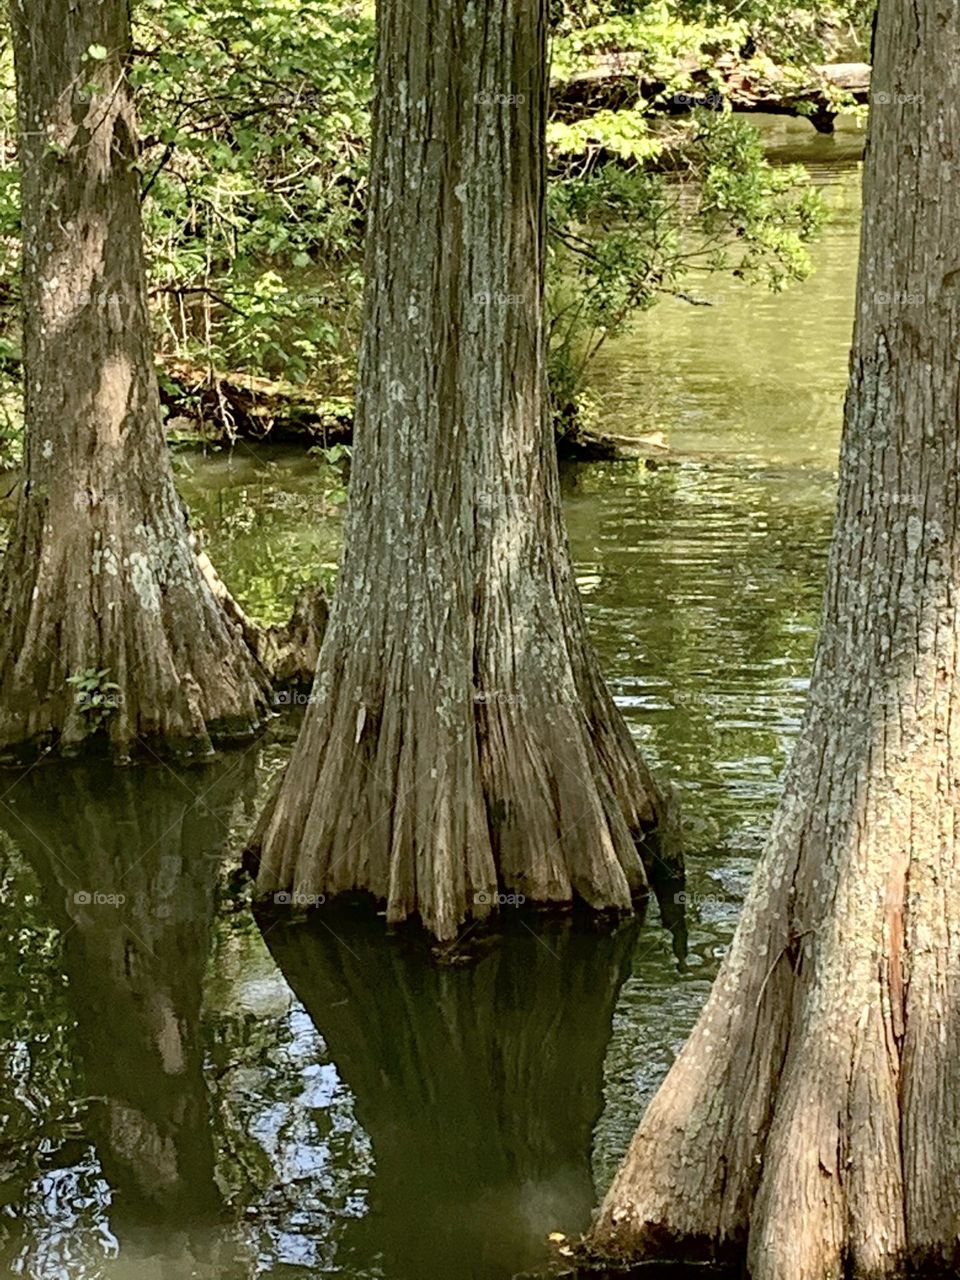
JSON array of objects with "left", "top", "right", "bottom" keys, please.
[{"left": 0, "top": 117, "right": 861, "bottom": 1279}]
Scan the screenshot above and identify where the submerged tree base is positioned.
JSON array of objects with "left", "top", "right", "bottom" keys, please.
[
  {"left": 571, "top": 1241, "right": 960, "bottom": 1280},
  {"left": 247, "top": 0, "right": 678, "bottom": 943},
  {"left": 0, "top": 715, "right": 264, "bottom": 769},
  {"left": 249, "top": 884, "right": 659, "bottom": 962},
  {"left": 0, "top": 0, "right": 286, "bottom": 764},
  {"left": 584, "top": 0, "right": 960, "bottom": 1271},
  {"left": 0, "top": 558, "right": 327, "bottom": 766},
  {"left": 249, "top": 670, "right": 670, "bottom": 940}
]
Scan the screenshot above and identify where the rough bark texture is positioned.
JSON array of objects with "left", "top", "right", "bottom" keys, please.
[
  {"left": 589, "top": 4, "right": 960, "bottom": 1278},
  {"left": 0, "top": 0, "right": 270, "bottom": 760},
  {"left": 251, "top": 0, "right": 669, "bottom": 942}
]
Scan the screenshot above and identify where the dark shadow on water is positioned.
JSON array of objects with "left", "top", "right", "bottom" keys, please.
[
  {"left": 0, "top": 753, "right": 254, "bottom": 1265},
  {"left": 0, "top": 757, "right": 696, "bottom": 1280},
  {"left": 561, "top": 1264, "right": 739, "bottom": 1280},
  {"left": 258, "top": 902, "right": 643, "bottom": 1280}
]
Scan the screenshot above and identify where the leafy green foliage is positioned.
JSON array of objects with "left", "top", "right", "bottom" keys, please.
[
  {"left": 552, "top": 0, "right": 873, "bottom": 63},
  {"left": 548, "top": 109, "right": 825, "bottom": 407},
  {"left": 65, "top": 668, "right": 123, "bottom": 727},
  {"left": 551, "top": 3, "right": 747, "bottom": 77},
  {"left": 132, "top": 0, "right": 374, "bottom": 390},
  {"left": 0, "top": 0, "right": 839, "bottom": 439}
]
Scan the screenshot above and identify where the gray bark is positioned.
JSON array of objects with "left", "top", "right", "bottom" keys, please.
[
  {"left": 589, "top": 2, "right": 960, "bottom": 1277},
  {"left": 251, "top": 0, "right": 669, "bottom": 941},
  {"left": 0, "top": 0, "right": 271, "bottom": 760}
]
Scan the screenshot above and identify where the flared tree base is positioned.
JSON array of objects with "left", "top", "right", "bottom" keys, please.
[{"left": 0, "top": 508, "right": 272, "bottom": 762}]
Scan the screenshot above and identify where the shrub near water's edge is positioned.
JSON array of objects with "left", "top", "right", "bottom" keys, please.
[{"left": 0, "top": 0, "right": 849, "bottom": 446}]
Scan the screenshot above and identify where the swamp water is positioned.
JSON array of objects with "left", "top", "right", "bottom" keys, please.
[{"left": 0, "top": 115, "right": 862, "bottom": 1279}]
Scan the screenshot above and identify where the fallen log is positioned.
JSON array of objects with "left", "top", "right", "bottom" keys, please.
[
  {"left": 551, "top": 54, "right": 870, "bottom": 134},
  {"left": 158, "top": 355, "right": 645, "bottom": 462},
  {"left": 158, "top": 356, "right": 353, "bottom": 448}
]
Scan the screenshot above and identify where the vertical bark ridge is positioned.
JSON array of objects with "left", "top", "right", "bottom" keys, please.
[
  {"left": 252, "top": 0, "right": 667, "bottom": 941},
  {"left": 0, "top": 0, "right": 270, "bottom": 760},
  {"left": 588, "top": 0, "right": 960, "bottom": 1275}
]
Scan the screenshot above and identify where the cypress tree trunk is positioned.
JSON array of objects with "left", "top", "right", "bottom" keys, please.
[
  {"left": 589, "top": 3, "right": 960, "bottom": 1277},
  {"left": 251, "top": 0, "right": 668, "bottom": 941},
  {"left": 0, "top": 0, "right": 270, "bottom": 760}
]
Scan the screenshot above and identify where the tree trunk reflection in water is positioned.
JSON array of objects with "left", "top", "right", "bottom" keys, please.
[
  {"left": 0, "top": 755, "right": 252, "bottom": 1257},
  {"left": 259, "top": 908, "right": 641, "bottom": 1280}
]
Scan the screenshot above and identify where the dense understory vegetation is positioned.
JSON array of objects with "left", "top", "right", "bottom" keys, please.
[{"left": 0, "top": 0, "right": 871, "bottom": 465}]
